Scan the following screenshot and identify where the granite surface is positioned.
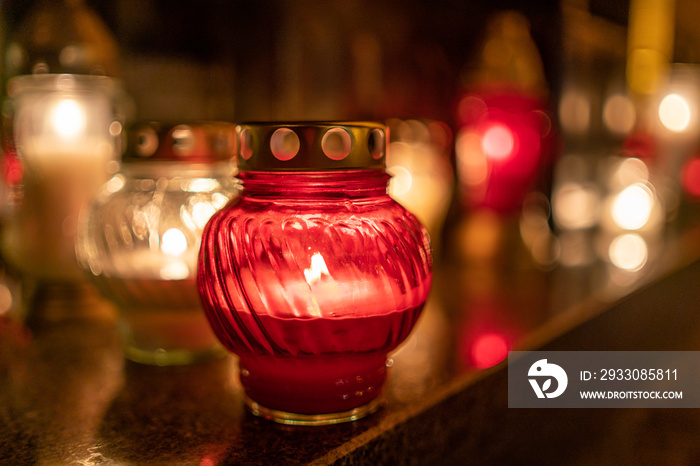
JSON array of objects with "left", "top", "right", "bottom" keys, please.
[{"left": 2, "top": 252, "right": 700, "bottom": 464}]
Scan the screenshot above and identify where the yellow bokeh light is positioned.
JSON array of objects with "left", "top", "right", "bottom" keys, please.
[
  {"left": 603, "top": 94, "right": 636, "bottom": 135},
  {"left": 659, "top": 93, "right": 691, "bottom": 132},
  {"left": 609, "top": 233, "right": 648, "bottom": 271},
  {"left": 559, "top": 90, "right": 590, "bottom": 134},
  {"left": 553, "top": 182, "right": 600, "bottom": 230},
  {"left": 611, "top": 183, "right": 654, "bottom": 230},
  {"left": 613, "top": 158, "right": 649, "bottom": 190},
  {"left": 104, "top": 174, "right": 125, "bottom": 194},
  {"left": 387, "top": 165, "right": 413, "bottom": 197},
  {"left": 455, "top": 129, "right": 488, "bottom": 187}
]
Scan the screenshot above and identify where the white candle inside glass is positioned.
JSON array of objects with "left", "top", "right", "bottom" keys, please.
[
  {"left": 3, "top": 79, "right": 118, "bottom": 282},
  {"left": 18, "top": 93, "right": 115, "bottom": 165}
]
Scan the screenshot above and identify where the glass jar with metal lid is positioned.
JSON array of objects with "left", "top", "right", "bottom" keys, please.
[
  {"left": 77, "top": 121, "right": 239, "bottom": 365},
  {"left": 197, "top": 122, "right": 432, "bottom": 424}
]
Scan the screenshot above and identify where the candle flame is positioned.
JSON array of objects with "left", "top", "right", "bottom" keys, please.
[
  {"left": 304, "top": 253, "right": 330, "bottom": 284},
  {"left": 161, "top": 228, "right": 188, "bottom": 256},
  {"left": 52, "top": 98, "right": 86, "bottom": 139}
]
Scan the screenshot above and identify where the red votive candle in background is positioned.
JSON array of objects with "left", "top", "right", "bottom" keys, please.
[{"left": 455, "top": 10, "right": 554, "bottom": 215}]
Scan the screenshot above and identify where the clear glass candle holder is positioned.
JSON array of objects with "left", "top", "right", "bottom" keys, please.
[
  {"left": 1, "top": 74, "right": 123, "bottom": 285},
  {"left": 77, "top": 122, "right": 240, "bottom": 365},
  {"left": 197, "top": 122, "right": 433, "bottom": 425}
]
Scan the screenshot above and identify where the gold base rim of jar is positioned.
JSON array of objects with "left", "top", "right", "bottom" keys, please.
[{"left": 245, "top": 396, "right": 382, "bottom": 426}]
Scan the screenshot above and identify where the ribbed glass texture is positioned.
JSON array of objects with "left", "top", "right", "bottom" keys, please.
[{"left": 197, "top": 169, "right": 432, "bottom": 415}]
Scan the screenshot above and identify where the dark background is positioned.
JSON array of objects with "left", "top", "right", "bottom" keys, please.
[{"left": 1, "top": 0, "right": 570, "bottom": 125}]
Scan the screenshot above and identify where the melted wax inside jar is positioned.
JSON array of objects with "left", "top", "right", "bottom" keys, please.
[{"left": 214, "top": 306, "right": 422, "bottom": 414}]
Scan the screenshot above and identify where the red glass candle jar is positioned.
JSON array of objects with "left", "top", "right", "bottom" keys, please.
[{"left": 197, "top": 122, "right": 432, "bottom": 425}]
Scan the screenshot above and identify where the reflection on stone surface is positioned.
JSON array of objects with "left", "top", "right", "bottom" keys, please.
[
  {"left": 387, "top": 295, "right": 452, "bottom": 405},
  {"left": 97, "top": 358, "right": 244, "bottom": 464},
  {"left": 0, "top": 317, "right": 123, "bottom": 464}
]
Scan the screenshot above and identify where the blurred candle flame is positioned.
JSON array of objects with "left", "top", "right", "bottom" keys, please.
[
  {"left": 52, "top": 98, "right": 87, "bottom": 139},
  {"left": 658, "top": 93, "right": 691, "bottom": 132},
  {"left": 161, "top": 228, "right": 188, "bottom": 256},
  {"left": 611, "top": 182, "right": 654, "bottom": 230},
  {"left": 609, "top": 233, "right": 648, "bottom": 271},
  {"left": 159, "top": 228, "right": 190, "bottom": 279}
]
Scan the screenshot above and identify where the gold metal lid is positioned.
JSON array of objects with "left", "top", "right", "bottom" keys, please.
[
  {"left": 236, "top": 121, "right": 387, "bottom": 171},
  {"left": 123, "top": 121, "right": 237, "bottom": 163}
]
